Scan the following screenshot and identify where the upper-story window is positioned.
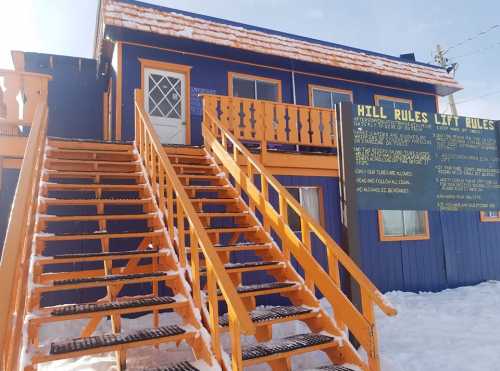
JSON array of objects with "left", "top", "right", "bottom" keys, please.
[
  {"left": 374, "top": 95, "right": 413, "bottom": 111},
  {"left": 310, "top": 85, "right": 353, "bottom": 109},
  {"left": 229, "top": 72, "right": 281, "bottom": 102}
]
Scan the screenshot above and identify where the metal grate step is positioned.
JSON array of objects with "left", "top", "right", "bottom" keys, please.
[
  {"left": 219, "top": 305, "right": 312, "bottom": 326},
  {"left": 201, "top": 260, "right": 281, "bottom": 273},
  {"left": 143, "top": 361, "right": 199, "bottom": 371},
  {"left": 216, "top": 281, "right": 297, "bottom": 296},
  {"left": 53, "top": 272, "right": 170, "bottom": 286},
  {"left": 51, "top": 296, "right": 176, "bottom": 316},
  {"left": 241, "top": 333, "right": 335, "bottom": 360},
  {"left": 52, "top": 228, "right": 154, "bottom": 237},
  {"left": 314, "top": 366, "right": 358, "bottom": 371},
  {"left": 50, "top": 325, "right": 186, "bottom": 355},
  {"left": 51, "top": 248, "right": 159, "bottom": 259}
]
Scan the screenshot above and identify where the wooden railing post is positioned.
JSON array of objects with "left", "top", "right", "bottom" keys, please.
[
  {"left": 206, "top": 265, "right": 221, "bottom": 362},
  {"left": 362, "top": 290, "right": 380, "bottom": 371}
]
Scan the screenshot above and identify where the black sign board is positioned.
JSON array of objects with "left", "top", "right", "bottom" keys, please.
[{"left": 340, "top": 103, "right": 500, "bottom": 211}]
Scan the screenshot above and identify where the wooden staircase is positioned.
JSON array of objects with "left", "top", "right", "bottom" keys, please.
[
  {"left": 0, "top": 88, "right": 395, "bottom": 371},
  {"left": 165, "top": 145, "right": 362, "bottom": 370},
  {"left": 23, "top": 139, "right": 215, "bottom": 370}
]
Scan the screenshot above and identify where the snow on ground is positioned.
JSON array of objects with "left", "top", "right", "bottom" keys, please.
[
  {"left": 377, "top": 280, "right": 500, "bottom": 371},
  {"left": 37, "top": 281, "right": 500, "bottom": 370}
]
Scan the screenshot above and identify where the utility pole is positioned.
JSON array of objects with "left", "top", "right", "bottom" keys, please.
[{"left": 435, "top": 44, "right": 458, "bottom": 116}]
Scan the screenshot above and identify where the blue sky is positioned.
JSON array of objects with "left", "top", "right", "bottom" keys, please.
[{"left": 0, "top": 0, "right": 498, "bottom": 118}]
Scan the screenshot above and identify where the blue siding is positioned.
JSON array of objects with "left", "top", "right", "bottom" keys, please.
[
  {"left": 119, "top": 42, "right": 437, "bottom": 144},
  {"left": 24, "top": 53, "right": 106, "bottom": 140}
]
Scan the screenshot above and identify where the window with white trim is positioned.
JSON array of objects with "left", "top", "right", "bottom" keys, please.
[{"left": 286, "top": 186, "right": 321, "bottom": 232}]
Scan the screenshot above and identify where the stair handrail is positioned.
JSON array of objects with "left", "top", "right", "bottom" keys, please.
[
  {"left": 134, "top": 89, "right": 255, "bottom": 366},
  {"left": 0, "top": 102, "right": 48, "bottom": 370},
  {"left": 202, "top": 103, "right": 396, "bottom": 370}
]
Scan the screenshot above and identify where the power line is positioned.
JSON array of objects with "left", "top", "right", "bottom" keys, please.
[
  {"left": 454, "top": 89, "right": 500, "bottom": 105},
  {"left": 443, "top": 24, "right": 500, "bottom": 55},
  {"left": 449, "top": 40, "right": 500, "bottom": 60}
]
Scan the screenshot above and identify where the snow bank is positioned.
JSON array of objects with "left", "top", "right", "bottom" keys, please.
[{"left": 376, "top": 280, "right": 500, "bottom": 371}]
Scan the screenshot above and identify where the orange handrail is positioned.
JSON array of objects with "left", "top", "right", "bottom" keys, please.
[
  {"left": 202, "top": 94, "right": 337, "bottom": 148},
  {"left": 203, "top": 103, "right": 396, "bottom": 371},
  {"left": 0, "top": 102, "right": 48, "bottom": 370},
  {"left": 134, "top": 89, "right": 255, "bottom": 368}
]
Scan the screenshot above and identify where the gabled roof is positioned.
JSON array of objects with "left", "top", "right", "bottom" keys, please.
[{"left": 96, "top": 0, "right": 462, "bottom": 96}]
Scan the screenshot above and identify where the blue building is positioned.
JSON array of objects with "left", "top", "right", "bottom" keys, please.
[{"left": 0, "top": 1, "right": 498, "bottom": 370}]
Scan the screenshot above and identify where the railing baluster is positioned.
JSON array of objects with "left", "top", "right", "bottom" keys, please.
[
  {"left": 278, "top": 194, "right": 290, "bottom": 260},
  {"left": 177, "top": 204, "right": 186, "bottom": 267},
  {"left": 300, "top": 220, "right": 314, "bottom": 290},
  {"left": 207, "top": 265, "right": 222, "bottom": 362},
  {"left": 190, "top": 228, "right": 201, "bottom": 308},
  {"left": 362, "top": 290, "right": 380, "bottom": 371},
  {"left": 229, "top": 306, "right": 243, "bottom": 371}
]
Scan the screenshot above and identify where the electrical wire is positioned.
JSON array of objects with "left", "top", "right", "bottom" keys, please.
[
  {"left": 454, "top": 90, "right": 500, "bottom": 105},
  {"left": 443, "top": 24, "right": 500, "bottom": 55},
  {"left": 449, "top": 41, "right": 500, "bottom": 60}
]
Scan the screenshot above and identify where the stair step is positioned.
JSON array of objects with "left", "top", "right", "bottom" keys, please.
[
  {"left": 51, "top": 296, "right": 177, "bottom": 316},
  {"left": 219, "top": 305, "right": 314, "bottom": 327},
  {"left": 241, "top": 333, "right": 336, "bottom": 362},
  {"left": 205, "top": 226, "right": 259, "bottom": 234},
  {"left": 197, "top": 212, "right": 249, "bottom": 218},
  {"left": 40, "top": 197, "right": 151, "bottom": 206},
  {"left": 53, "top": 272, "right": 170, "bottom": 286},
  {"left": 37, "top": 230, "right": 163, "bottom": 241},
  {"left": 201, "top": 260, "right": 283, "bottom": 274},
  {"left": 50, "top": 248, "right": 159, "bottom": 260},
  {"left": 173, "top": 163, "right": 216, "bottom": 169},
  {"left": 37, "top": 249, "right": 163, "bottom": 266},
  {"left": 176, "top": 174, "right": 223, "bottom": 180},
  {"left": 38, "top": 212, "right": 157, "bottom": 222},
  {"left": 313, "top": 366, "right": 358, "bottom": 371},
  {"left": 184, "top": 185, "right": 231, "bottom": 191},
  {"left": 215, "top": 282, "right": 298, "bottom": 297},
  {"left": 188, "top": 198, "right": 238, "bottom": 204},
  {"left": 49, "top": 325, "right": 187, "bottom": 355},
  {"left": 188, "top": 243, "right": 271, "bottom": 255},
  {"left": 46, "top": 158, "right": 140, "bottom": 166},
  {"left": 144, "top": 361, "right": 199, "bottom": 371},
  {"left": 43, "top": 183, "right": 146, "bottom": 191},
  {"left": 51, "top": 227, "right": 152, "bottom": 236},
  {"left": 45, "top": 170, "right": 143, "bottom": 178}
]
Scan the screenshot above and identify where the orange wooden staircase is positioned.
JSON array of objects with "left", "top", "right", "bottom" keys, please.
[
  {"left": 21, "top": 138, "right": 220, "bottom": 370},
  {"left": 0, "top": 87, "right": 395, "bottom": 371}
]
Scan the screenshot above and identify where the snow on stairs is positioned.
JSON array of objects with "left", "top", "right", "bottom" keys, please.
[
  {"left": 24, "top": 138, "right": 216, "bottom": 370},
  {"left": 166, "top": 145, "right": 360, "bottom": 370}
]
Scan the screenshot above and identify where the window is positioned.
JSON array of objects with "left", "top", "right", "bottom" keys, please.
[
  {"left": 378, "top": 210, "right": 430, "bottom": 241},
  {"left": 286, "top": 186, "right": 322, "bottom": 232},
  {"left": 480, "top": 211, "right": 500, "bottom": 222},
  {"left": 309, "top": 85, "right": 353, "bottom": 109},
  {"left": 374, "top": 95, "right": 413, "bottom": 111},
  {"left": 229, "top": 72, "right": 281, "bottom": 102}
]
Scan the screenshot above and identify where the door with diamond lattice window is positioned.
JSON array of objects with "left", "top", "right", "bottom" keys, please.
[{"left": 144, "top": 68, "right": 186, "bottom": 144}]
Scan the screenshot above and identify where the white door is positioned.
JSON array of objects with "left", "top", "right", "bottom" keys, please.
[{"left": 144, "top": 68, "right": 186, "bottom": 144}]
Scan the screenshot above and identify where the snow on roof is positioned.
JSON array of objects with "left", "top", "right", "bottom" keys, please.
[{"left": 100, "top": 0, "right": 462, "bottom": 96}]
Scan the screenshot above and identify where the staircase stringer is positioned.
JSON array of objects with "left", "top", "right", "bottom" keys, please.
[
  {"left": 202, "top": 108, "right": 398, "bottom": 371},
  {"left": 134, "top": 142, "right": 217, "bottom": 367},
  {"left": 0, "top": 103, "right": 49, "bottom": 371}
]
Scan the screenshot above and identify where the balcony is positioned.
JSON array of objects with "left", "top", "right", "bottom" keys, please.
[
  {"left": 201, "top": 95, "right": 338, "bottom": 176},
  {"left": 0, "top": 69, "right": 51, "bottom": 166}
]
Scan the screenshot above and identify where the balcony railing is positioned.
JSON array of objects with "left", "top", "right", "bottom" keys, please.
[
  {"left": 0, "top": 69, "right": 50, "bottom": 136},
  {"left": 201, "top": 94, "right": 337, "bottom": 152}
]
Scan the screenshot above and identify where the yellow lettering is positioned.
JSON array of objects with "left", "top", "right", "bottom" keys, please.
[
  {"left": 357, "top": 105, "right": 365, "bottom": 117},
  {"left": 380, "top": 106, "right": 387, "bottom": 119},
  {"left": 422, "top": 112, "right": 428, "bottom": 123}
]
